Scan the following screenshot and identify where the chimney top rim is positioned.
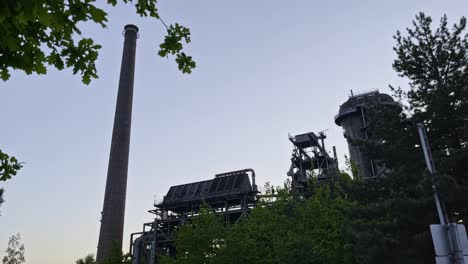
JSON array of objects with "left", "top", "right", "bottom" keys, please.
[{"left": 124, "top": 24, "right": 139, "bottom": 33}]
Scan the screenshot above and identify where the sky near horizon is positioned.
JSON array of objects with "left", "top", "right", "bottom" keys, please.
[{"left": 1, "top": 1, "right": 467, "bottom": 263}]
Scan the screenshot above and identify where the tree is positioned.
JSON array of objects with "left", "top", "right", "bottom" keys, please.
[
  {"left": 2, "top": 234, "right": 25, "bottom": 264},
  {"left": 346, "top": 93, "right": 434, "bottom": 264},
  {"left": 345, "top": 12, "right": 468, "bottom": 264},
  {"left": 217, "top": 183, "right": 356, "bottom": 264},
  {"left": 0, "top": 0, "right": 196, "bottom": 85},
  {"left": 75, "top": 251, "right": 132, "bottom": 264},
  {"left": 345, "top": 169, "right": 436, "bottom": 264},
  {"left": 76, "top": 254, "right": 96, "bottom": 264},
  {"left": 76, "top": 244, "right": 132, "bottom": 264},
  {"left": 0, "top": 150, "right": 23, "bottom": 214},
  {"left": 392, "top": 12, "right": 468, "bottom": 223},
  {"left": 160, "top": 179, "right": 357, "bottom": 264},
  {"left": 159, "top": 205, "right": 227, "bottom": 264},
  {"left": 98, "top": 242, "right": 132, "bottom": 264}
]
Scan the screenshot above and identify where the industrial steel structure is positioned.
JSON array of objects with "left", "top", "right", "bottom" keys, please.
[
  {"left": 130, "top": 169, "right": 258, "bottom": 264},
  {"left": 97, "top": 24, "right": 139, "bottom": 261},
  {"left": 95, "top": 20, "right": 436, "bottom": 263},
  {"left": 334, "top": 90, "right": 401, "bottom": 178},
  {"left": 287, "top": 131, "right": 338, "bottom": 193}
]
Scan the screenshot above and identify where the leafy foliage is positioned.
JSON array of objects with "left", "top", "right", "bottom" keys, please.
[
  {"left": 76, "top": 243, "right": 131, "bottom": 264},
  {"left": 159, "top": 23, "right": 196, "bottom": 74},
  {"left": 159, "top": 172, "right": 436, "bottom": 264},
  {"left": 160, "top": 180, "right": 356, "bottom": 264},
  {"left": 0, "top": 150, "right": 23, "bottom": 182},
  {"left": 0, "top": 150, "right": 23, "bottom": 213},
  {"left": 159, "top": 205, "right": 226, "bottom": 264},
  {"left": 76, "top": 254, "right": 96, "bottom": 264},
  {"left": 219, "top": 185, "right": 355, "bottom": 264},
  {"left": 2, "top": 234, "right": 25, "bottom": 264},
  {"left": 99, "top": 242, "right": 132, "bottom": 264},
  {"left": 391, "top": 12, "right": 468, "bottom": 222},
  {"left": 0, "top": 0, "right": 195, "bottom": 85},
  {"left": 346, "top": 172, "right": 436, "bottom": 264}
]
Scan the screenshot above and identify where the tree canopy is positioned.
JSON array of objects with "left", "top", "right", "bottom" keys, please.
[
  {"left": 76, "top": 254, "right": 96, "bottom": 264},
  {"left": 0, "top": 0, "right": 196, "bottom": 85},
  {"left": 158, "top": 176, "right": 356, "bottom": 264},
  {"left": 2, "top": 234, "right": 25, "bottom": 264},
  {"left": 391, "top": 12, "right": 468, "bottom": 222},
  {"left": 0, "top": 150, "right": 22, "bottom": 183},
  {"left": 75, "top": 244, "right": 132, "bottom": 264}
]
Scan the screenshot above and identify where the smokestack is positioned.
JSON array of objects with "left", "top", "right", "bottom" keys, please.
[{"left": 97, "top": 24, "right": 139, "bottom": 262}]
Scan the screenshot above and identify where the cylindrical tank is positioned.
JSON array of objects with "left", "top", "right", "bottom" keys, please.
[
  {"left": 335, "top": 90, "right": 400, "bottom": 178},
  {"left": 97, "top": 24, "right": 139, "bottom": 262}
]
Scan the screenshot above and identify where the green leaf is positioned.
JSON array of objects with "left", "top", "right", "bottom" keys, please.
[
  {"left": 158, "top": 23, "right": 196, "bottom": 74},
  {"left": 88, "top": 5, "right": 108, "bottom": 26},
  {"left": 0, "top": 0, "right": 194, "bottom": 83},
  {"left": 0, "top": 149, "right": 23, "bottom": 182},
  {"left": 0, "top": 69, "right": 10, "bottom": 81}
]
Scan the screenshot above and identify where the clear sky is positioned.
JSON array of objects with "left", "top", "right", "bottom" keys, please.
[{"left": 1, "top": 1, "right": 467, "bottom": 263}]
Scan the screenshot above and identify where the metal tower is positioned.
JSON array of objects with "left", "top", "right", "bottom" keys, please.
[
  {"left": 287, "top": 131, "right": 338, "bottom": 193},
  {"left": 334, "top": 90, "right": 401, "bottom": 178},
  {"left": 97, "top": 24, "right": 139, "bottom": 262}
]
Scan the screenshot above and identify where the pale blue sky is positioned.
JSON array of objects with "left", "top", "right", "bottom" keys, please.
[{"left": 1, "top": 1, "right": 467, "bottom": 263}]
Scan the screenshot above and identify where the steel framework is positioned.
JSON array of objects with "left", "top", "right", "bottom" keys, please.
[
  {"left": 287, "top": 131, "right": 338, "bottom": 193},
  {"left": 129, "top": 169, "right": 258, "bottom": 264}
]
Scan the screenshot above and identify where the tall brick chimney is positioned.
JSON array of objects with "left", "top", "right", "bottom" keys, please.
[{"left": 97, "top": 24, "right": 138, "bottom": 262}]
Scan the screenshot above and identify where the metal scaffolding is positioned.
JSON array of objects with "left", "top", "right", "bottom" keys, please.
[{"left": 287, "top": 131, "right": 338, "bottom": 194}]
